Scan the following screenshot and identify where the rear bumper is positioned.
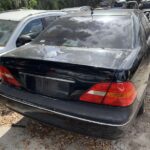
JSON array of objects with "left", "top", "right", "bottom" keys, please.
[{"left": 0, "top": 84, "right": 139, "bottom": 139}]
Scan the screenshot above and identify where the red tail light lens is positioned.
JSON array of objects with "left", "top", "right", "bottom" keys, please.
[
  {"left": 80, "top": 82, "right": 137, "bottom": 107},
  {"left": 0, "top": 66, "right": 21, "bottom": 87}
]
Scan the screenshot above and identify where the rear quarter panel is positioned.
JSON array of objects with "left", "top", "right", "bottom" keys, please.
[{"left": 131, "top": 52, "right": 150, "bottom": 114}]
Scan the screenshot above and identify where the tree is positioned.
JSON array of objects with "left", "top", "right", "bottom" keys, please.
[
  {"left": 28, "top": 0, "right": 38, "bottom": 8},
  {"left": 0, "top": 0, "right": 102, "bottom": 10}
]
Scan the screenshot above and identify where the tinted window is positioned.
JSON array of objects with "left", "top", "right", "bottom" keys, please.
[
  {"left": 21, "top": 19, "right": 43, "bottom": 38},
  {"left": 35, "top": 16, "right": 133, "bottom": 49},
  {"left": 0, "top": 20, "right": 18, "bottom": 46}
]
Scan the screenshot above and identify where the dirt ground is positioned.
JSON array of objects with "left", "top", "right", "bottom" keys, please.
[{"left": 0, "top": 86, "right": 150, "bottom": 150}]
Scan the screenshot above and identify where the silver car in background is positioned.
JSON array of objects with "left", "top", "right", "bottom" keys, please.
[{"left": 0, "top": 9, "right": 65, "bottom": 54}]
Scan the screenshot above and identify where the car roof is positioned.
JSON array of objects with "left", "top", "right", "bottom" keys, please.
[
  {"left": 0, "top": 9, "right": 64, "bottom": 21},
  {"left": 94, "top": 9, "right": 139, "bottom": 16},
  {"left": 61, "top": 6, "right": 90, "bottom": 12},
  {"left": 67, "top": 9, "right": 141, "bottom": 17}
]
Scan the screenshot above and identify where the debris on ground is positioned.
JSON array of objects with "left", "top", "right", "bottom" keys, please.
[{"left": 0, "top": 103, "right": 22, "bottom": 126}]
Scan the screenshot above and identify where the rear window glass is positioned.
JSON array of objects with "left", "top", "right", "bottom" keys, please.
[{"left": 35, "top": 15, "right": 133, "bottom": 49}]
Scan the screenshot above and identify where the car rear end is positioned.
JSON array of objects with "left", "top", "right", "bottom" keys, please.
[
  {"left": 0, "top": 10, "right": 147, "bottom": 139},
  {"left": 0, "top": 57, "right": 139, "bottom": 139}
]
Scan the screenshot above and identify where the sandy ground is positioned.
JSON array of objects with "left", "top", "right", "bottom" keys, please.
[{"left": 0, "top": 87, "right": 150, "bottom": 150}]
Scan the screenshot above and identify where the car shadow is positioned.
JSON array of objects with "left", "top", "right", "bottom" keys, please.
[
  {"left": 0, "top": 95, "right": 150, "bottom": 150},
  {"left": 0, "top": 116, "right": 113, "bottom": 149}
]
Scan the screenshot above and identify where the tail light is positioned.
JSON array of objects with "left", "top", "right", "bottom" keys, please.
[
  {"left": 80, "top": 82, "right": 137, "bottom": 107},
  {"left": 0, "top": 66, "right": 21, "bottom": 87}
]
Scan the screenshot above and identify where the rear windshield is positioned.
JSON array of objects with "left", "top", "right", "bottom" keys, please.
[{"left": 35, "top": 15, "right": 133, "bottom": 49}]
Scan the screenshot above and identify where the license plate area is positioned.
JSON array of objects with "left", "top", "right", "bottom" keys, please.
[{"left": 19, "top": 72, "right": 75, "bottom": 99}]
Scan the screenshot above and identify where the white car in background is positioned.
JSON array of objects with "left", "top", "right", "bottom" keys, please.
[
  {"left": 0, "top": 9, "right": 65, "bottom": 54},
  {"left": 61, "top": 6, "right": 90, "bottom": 13}
]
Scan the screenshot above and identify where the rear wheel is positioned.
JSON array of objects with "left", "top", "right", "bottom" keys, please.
[
  {"left": 137, "top": 85, "right": 147, "bottom": 116},
  {"left": 138, "top": 101, "right": 144, "bottom": 116}
]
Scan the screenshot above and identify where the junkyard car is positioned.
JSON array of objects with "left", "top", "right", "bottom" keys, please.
[
  {"left": 0, "top": 9, "right": 65, "bottom": 54},
  {"left": 140, "top": 0, "right": 150, "bottom": 9},
  {"left": 61, "top": 6, "right": 90, "bottom": 12},
  {"left": 0, "top": 9, "right": 150, "bottom": 139}
]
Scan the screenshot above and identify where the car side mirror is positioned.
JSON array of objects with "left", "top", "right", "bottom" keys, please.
[
  {"left": 16, "top": 35, "right": 32, "bottom": 47},
  {"left": 147, "top": 36, "right": 150, "bottom": 48}
]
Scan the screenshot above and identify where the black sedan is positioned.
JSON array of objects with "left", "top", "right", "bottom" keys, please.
[{"left": 0, "top": 9, "right": 150, "bottom": 139}]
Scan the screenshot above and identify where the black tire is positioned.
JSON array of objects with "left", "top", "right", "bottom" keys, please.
[{"left": 138, "top": 101, "right": 144, "bottom": 116}]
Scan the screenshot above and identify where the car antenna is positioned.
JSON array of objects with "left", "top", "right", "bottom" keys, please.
[
  {"left": 91, "top": 6, "right": 94, "bottom": 18},
  {"left": 89, "top": 0, "right": 95, "bottom": 19}
]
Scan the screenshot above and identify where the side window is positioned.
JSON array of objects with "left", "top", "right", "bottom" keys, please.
[
  {"left": 21, "top": 18, "right": 44, "bottom": 39},
  {"left": 16, "top": 19, "right": 44, "bottom": 47}
]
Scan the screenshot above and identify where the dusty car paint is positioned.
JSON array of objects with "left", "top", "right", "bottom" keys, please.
[
  {"left": 3, "top": 44, "right": 137, "bottom": 69},
  {"left": 0, "top": 9, "right": 150, "bottom": 139}
]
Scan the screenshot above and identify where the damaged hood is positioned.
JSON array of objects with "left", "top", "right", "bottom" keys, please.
[{"left": 2, "top": 44, "right": 139, "bottom": 70}]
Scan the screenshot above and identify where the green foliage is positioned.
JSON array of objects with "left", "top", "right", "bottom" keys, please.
[
  {"left": 28, "top": 0, "right": 38, "bottom": 8},
  {"left": 0, "top": 0, "right": 101, "bottom": 10}
]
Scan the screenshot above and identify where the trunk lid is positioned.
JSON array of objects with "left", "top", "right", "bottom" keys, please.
[
  {"left": 2, "top": 44, "right": 132, "bottom": 69},
  {"left": 1, "top": 44, "right": 135, "bottom": 101}
]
